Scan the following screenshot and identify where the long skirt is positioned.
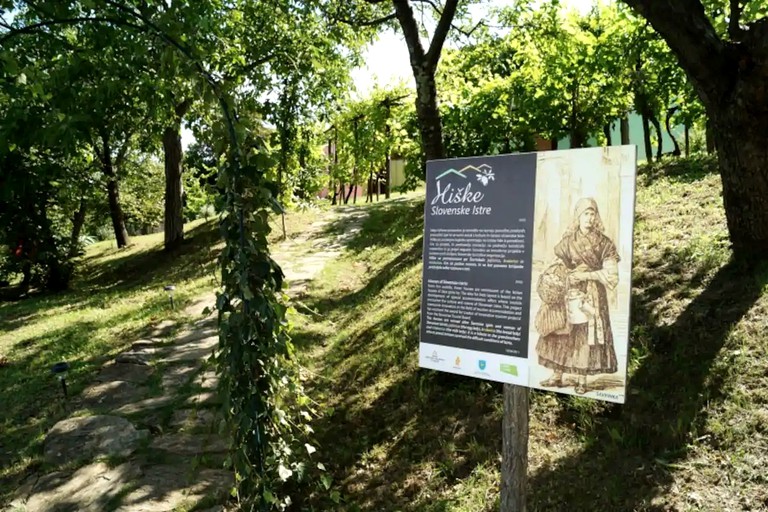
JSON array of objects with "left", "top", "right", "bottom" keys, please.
[{"left": 536, "top": 323, "right": 617, "bottom": 375}]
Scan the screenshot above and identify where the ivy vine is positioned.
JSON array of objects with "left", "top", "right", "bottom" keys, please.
[{"left": 2, "top": 3, "right": 319, "bottom": 510}]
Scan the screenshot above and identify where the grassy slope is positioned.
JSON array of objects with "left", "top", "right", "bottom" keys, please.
[
  {"left": 294, "top": 156, "right": 768, "bottom": 511},
  {"left": 0, "top": 220, "right": 221, "bottom": 500},
  {"left": 0, "top": 209, "right": 324, "bottom": 504}
]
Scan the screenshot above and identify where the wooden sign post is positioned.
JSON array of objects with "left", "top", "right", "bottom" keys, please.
[
  {"left": 418, "top": 147, "right": 637, "bottom": 512},
  {"left": 501, "top": 384, "right": 529, "bottom": 512}
]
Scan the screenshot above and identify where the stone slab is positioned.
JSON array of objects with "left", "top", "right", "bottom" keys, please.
[
  {"left": 44, "top": 416, "right": 145, "bottom": 466},
  {"left": 149, "top": 433, "right": 228, "bottom": 456},
  {"left": 112, "top": 396, "right": 174, "bottom": 416},
  {"left": 8, "top": 462, "right": 141, "bottom": 512},
  {"left": 169, "top": 408, "right": 218, "bottom": 431},
  {"left": 96, "top": 363, "right": 154, "bottom": 384},
  {"left": 113, "top": 466, "right": 231, "bottom": 512},
  {"left": 115, "top": 352, "right": 151, "bottom": 365},
  {"left": 160, "top": 330, "right": 218, "bottom": 363},
  {"left": 80, "top": 380, "right": 147, "bottom": 410},
  {"left": 160, "top": 361, "right": 201, "bottom": 394}
]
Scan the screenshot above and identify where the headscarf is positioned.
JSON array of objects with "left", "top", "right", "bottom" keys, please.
[{"left": 567, "top": 197, "right": 605, "bottom": 235}]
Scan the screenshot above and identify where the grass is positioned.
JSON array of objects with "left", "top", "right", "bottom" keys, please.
[
  {"left": 0, "top": 207, "right": 324, "bottom": 505},
  {"left": 3, "top": 161, "right": 767, "bottom": 511},
  {"left": 289, "top": 155, "right": 768, "bottom": 511}
]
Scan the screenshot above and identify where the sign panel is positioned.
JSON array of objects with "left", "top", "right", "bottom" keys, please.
[{"left": 419, "top": 146, "right": 637, "bottom": 403}]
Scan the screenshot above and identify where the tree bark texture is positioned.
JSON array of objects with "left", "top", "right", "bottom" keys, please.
[
  {"left": 641, "top": 112, "right": 653, "bottom": 164},
  {"left": 99, "top": 134, "right": 130, "bottom": 249},
  {"left": 624, "top": 0, "right": 768, "bottom": 258},
  {"left": 665, "top": 107, "right": 681, "bottom": 156},
  {"left": 705, "top": 118, "right": 716, "bottom": 154},
  {"left": 68, "top": 196, "right": 87, "bottom": 258},
  {"left": 105, "top": 170, "right": 130, "bottom": 248},
  {"left": 685, "top": 124, "right": 690, "bottom": 157},
  {"left": 163, "top": 100, "right": 190, "bottom": 251},
  {"left": 620, "top": 116, "right": 630, "bottom": 145},
  {"left": 650, "top": 113, "right": 663, "bottom": 160},
  {"left": 501, "top": 384, "right": 529, "bottom": 512},
  {"left": 393, "top": 0, "right": 456, "bottom": 171},
  {"left": 412, "top": 65, "right": 446, "bottom": 163}
]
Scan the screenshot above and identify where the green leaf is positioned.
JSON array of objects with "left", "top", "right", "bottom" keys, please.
[{"left": 320, "top": 474, "right": 332, "bottom": 490}]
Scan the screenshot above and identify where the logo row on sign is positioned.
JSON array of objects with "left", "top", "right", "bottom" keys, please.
[{"left": 420, "top": 343, "right": 528, "bottom": 385}]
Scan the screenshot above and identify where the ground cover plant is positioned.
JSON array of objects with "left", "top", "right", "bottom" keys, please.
[{"left": 292, "top": 155, "right": 768, "bottom": 511}]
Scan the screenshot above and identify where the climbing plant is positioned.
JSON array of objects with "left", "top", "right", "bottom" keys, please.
[{"left": 0, "top": 0, "right": 347, "bottom": 508}]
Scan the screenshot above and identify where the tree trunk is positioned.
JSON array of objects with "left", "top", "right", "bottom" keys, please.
[
  {"left": 501, "top": 384, "right": 529, "bottom": 512},
  {"left": 105, "top": 173, "right": 130, "bottom": 248},
  {"left": 163, "top": 100, "right": 190, "bottom": 251},
  {"left": 684, "top": 123, "right": 690, "bottom": 157},
  {"left": 412, "top": 67, "right": 445, "bottom": 165},
  {"left": 569, "top": 128, "right": 587, "bottom": 149},
  {"left": 665, "top": 107, "right": 681, "bottom": 156},
  {"left": 603, "top": 123, "right": 612, "bottom": 146},
  {"left": 711, "top": 107, "right": 768, "bottom": 258},
  {"left": 99, "top": 134, "right": 130, "bottom": 248},
  {"left": 163, "top": 125, "right": 184, "bottom": 251},
  {"left": 344, "top": 184, "right": 353, "bottom": 204},
  {"left": 620, "top": 116, "right": 630, "bottom": 145},
  {"left": 649, "top": 113, "right": 663, "bottom": 160},
  {"left": 705, "top": 118, "right": 716, "bottom": 154},
  {"left": 393, "top": 0, "right": 453, "bottom": 173},
  {"left": 68, "top": 196, "right": 87, "bottom": 258},
  {"left": 20, "top": 261, "right": 32, "bottom": 293},
  {"left": 623, "top": 0, "right": 768, "bottom": 260},
  {"left": 641, "top": 112, "right": 653, "bottom": 164}
]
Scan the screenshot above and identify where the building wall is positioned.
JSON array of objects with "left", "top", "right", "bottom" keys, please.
[{"left": 556, "top": 112, "right": 685, "bottom": 161}]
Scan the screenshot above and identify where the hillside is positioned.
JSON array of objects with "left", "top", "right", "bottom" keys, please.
[
  {"left": 1, "top": 155, "right": 766, "bottom": 511},
  {"left": 293, "top": 155, "right": 768, "bottom": 511}
]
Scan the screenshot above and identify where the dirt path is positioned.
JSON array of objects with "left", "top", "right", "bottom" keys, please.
[{"left": 5, "top": 206, "right": 366, "bottom": 512}]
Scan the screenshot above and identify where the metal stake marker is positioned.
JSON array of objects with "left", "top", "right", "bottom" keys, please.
[
  {"left": 164, "top": 285, "right": 176, "bottom": 309},
  {"left": 51, "top": 362, "right": 70, "bottom": 399}
]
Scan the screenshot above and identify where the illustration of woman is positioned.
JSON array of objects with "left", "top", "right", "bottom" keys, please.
[{"left": 535, "top": 197, "right": 619, "bottom": 394}]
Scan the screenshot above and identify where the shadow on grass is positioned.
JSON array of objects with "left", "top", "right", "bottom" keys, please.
[
  {"left": 0, "top": 294, "right": 174, "bottom": 481},
  {"left": 637, "top": 154, "right": 718, "bottom": 186},
  {"left": 0, "top": 221, "right": 220, "bottom": 337},
  {"left": 304, "top": 236, "right": 423, "bottom": 320},
  {"left": 527, "top": 257, "right": 768, "bottom": 511},
  {"left": 77, "top": 221, "right": 220, "bottom": 291},
  {"left": 319, "top": 200, "right": 425, "bottom": 255},
  {"left": 291, "top": 187, "right": 768, "bottom": 510}
]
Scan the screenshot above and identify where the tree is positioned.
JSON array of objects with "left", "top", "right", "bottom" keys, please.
[
  {"left": 623, "top": 0, "right": 768, "bottom": 258},
  {"left": 333, "top": 0, "right": 479, "bottom": 172}
]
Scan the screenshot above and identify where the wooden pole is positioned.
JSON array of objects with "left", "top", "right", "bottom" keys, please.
[{"left": 501, "top": 384, "right": 529, "bottom": 512}]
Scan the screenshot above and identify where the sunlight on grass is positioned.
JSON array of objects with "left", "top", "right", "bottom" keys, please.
[
  {"left": 290, "top": 156, "right": 768, "bottom": 511},
  {"left": 0, "top": 219, "right": 221, "bottom": 501}
]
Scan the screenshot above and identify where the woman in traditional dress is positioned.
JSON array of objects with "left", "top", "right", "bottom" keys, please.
[{"left": 535, "top": 197, "right": 619, "bottom": 394}]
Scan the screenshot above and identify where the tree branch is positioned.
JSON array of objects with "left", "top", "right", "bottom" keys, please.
[
  {"left": 426, "top": 0, "right": 459, "bottom": 68},
  {"left": 0, "top": 16, "right": 145, "bottom": 45},
  {"left": 411, "top": 0, "right": 483, "bottom": 39},
  {"left": 622, "top": 0, "right": 727, "bottom": 107},
  {"left": 452, "top": 20, "right": 484, "bottom": 38},
  {"left": 115, "top": 131, "right": 133, "bottom": 168},
  {"left": 729, "top": 0, "right": 743, "bottom": 40},
  {"left": 332, "top": 12, "right": 396, "bottom": 27},
  {"left": 393, "top": 0, "right": 428, "bottom": 70}
]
